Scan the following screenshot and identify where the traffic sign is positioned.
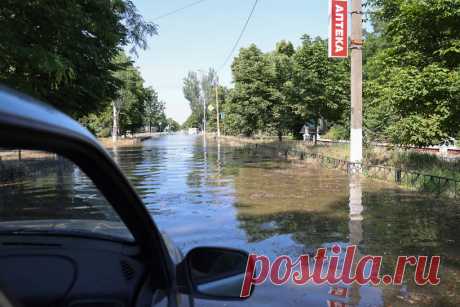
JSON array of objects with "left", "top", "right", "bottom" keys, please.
[{"left": 329, "top": 0, "right": 348, "bottom": 58}]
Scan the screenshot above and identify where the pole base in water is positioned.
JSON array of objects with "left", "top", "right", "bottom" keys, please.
[
  {"left": 350, "top": 128, "right": 363, "bottom": 164},
  {"left": 348, "top": 163, "right": 362, "bottom": 174}
]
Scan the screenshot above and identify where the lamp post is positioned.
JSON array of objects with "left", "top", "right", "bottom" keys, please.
[
  {"left": 215, "top": 76, "right": 221, "bottom": 138},
  {"left": 198, "top": 69, "right": 206, "bottom": 138}
]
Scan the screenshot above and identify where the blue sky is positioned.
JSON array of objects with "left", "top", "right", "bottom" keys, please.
[{"left": 131, "top": 0, "right": 331, "bottom": 124}]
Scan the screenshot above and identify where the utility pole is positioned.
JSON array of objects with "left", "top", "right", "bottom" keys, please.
[
  {"left": 350, "top": 0, "right": 363, "bottom": 166},
  {"left": 198, "top": 69, "right": 207, "bottom": 138},
  {"left": 215, "top": 76, "right": 221, "bottom": 138},
  {"left": 203, "top": 95, "right": 206, "bottom": 138}
]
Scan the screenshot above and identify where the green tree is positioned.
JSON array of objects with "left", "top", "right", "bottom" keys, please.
[
  {"left": 201, "top": 68, "right": 218, "bottom": 132},
  {"left": 365, "top": 0, "right": 460, "bottom": 146},
  {"left": 292, "top": 36, "right": 349, "bottom": 143},
  {"left": 182, "top": 114, "right": 200, "bottom": 130},
  {"left": 201, "top": 69, "right": 217, "bottom": 115},
  {"left": 79, "top": 105, "right": 113, "bottom": 137},
  {"left": 223, "top": 44, "right": 276, "bottom": 136},
  {"left": 111, "top": 52, "right": 147, "bottom": 140},
  {"left": 0, "top": 0, "right": 156, "bottom": 118},
  {"left": 143, "top": 87, "right": 165, "bottom": 132},
  {"left": 207, "top": 85, "right": 229, "bottom": 133},
  {"left": 157, "top": 112, "right": 168, "bottom": 132},
  {"left": 183, "top": 71, "right": 203, "bottom": 129},
  {"left": 166, "top": 118, "right": 180, "bottom": 132},
  {"left": 267, "top": 40, "right": 303, "bottom": 141},
  {"left": 182, "top": 68, "right": 219, "bottom": 132},
  {"left": 80, "top": 55, "right": 164, "bottom": 139}
]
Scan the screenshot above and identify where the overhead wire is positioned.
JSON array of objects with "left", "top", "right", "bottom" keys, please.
[
  {"left": 152, "top": 0, "right": 260, "bottom": 77},
  {"left": 217, "top": 0, "right": 259, "bottom": 73},
  {"left": 153, "top": 0, "right": 210, "bottom": 21}
]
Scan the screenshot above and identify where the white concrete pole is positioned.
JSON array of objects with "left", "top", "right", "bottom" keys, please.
[
  {"left": 215, "top": 77, "right": 221, "bottom": 138},
  {"left": 350, "top": 0, "right": 363, "bottom": 164}
]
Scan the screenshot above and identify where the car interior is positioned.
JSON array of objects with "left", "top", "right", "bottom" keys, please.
[
  {"left": 0, "top": 149, "right": 159, "bottom": 307},
  {"left": 0, "top": 235, "right": 153, "bottom": 307},
  {"left": 0, "top": 88, "right": 253, "bottom": 307}
]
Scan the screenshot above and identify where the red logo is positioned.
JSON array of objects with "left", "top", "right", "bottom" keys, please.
[
  {"left": 240, "top": 245, "right": 441, "bottom": 298},
  {"left": 329, "top": 0, "right": 348, "bottom": 58}
]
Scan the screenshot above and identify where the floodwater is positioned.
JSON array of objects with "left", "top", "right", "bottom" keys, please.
[
  {"left": 114, "top": 135, "right": 459, "bottom": 306},
  {"left": 0, "top": 134, "right": 458, "bottom": 306}
]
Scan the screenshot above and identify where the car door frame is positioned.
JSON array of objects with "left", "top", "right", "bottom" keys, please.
[{"left": 0, "top": 86, "right": 176, "bottom": 292}]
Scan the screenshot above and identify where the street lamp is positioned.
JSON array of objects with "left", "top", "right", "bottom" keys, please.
[
  {"left": 198, "top": 69, "right": 206, "bottom": 137},
  {"left": 215, "top": 76, "right": 221, "bottom": 138}
]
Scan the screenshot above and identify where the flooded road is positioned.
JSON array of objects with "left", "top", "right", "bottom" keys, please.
[
  {"left": 114, "top": 135, "right": 459, "bottom": 306},
  {"left": 2, "top": 134, "right": 457, "bottom": 306}
]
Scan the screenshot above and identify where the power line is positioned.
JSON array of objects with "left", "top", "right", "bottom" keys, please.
[
  {"left": 153, "top": 0, "right": 210, "bottom": 21},
  {"left": 217, "top": 0, "right": 259, "bottom": 73}
]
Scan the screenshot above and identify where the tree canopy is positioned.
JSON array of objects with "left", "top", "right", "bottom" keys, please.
[
  {"left": 0, "top": 0, "right": 156, "bottom": 118},
  {"left": 224, "top": 44, "right": 276, "bottom": 136},
  {"left": 216, "top": 39, "right": 348, "bottom": 140},
  {"left": 365, "top": 0, "right": 460, "bottom": 146},
  {"left": 0, "top": 0, "right": 171, "bottom": 139},
  {"left": 182, "top": 68, "right": 219, "bottom": 130},
  {"left": 182, "top": 71, "right": 203, "bottom": 129},
  {"left": 292, "top": 36, "right": 349, "bottom": 137}
]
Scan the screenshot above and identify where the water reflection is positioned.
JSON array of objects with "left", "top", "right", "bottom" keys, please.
[
  {"left": 323, "top": 174, "right": 366, "bottom": 307},
  {"left": 348, "top": 174, "right": 363, "bottom": 246},
  {"left": 346, "top": 174, "right": 364, "bottom": 307}
]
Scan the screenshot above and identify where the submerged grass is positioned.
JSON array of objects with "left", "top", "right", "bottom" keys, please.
[
  {"left": 290, "top": 141, "right": 460, "bottom": 181},
  {"left": 217, "top": 136, "right": 460, "bottom": 197},
  {"left": 388, "top": 151, "right": 460, "bottom": 180}
]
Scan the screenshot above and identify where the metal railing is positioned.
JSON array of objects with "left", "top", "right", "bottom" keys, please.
[
  {"left": 364, "top": 164, "right": 459, "bottom": 198},
  {"left": 245, "top": 143, "right": 460, "bottom": 199}
]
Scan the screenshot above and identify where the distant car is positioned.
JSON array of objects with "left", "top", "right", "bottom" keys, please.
[
  {"left": 187, "top": 128, "right": 199, "bottom": 135},
  {"left": 439, "top": 137, "right": 456, "bottom": 147},
  {"left": 0, "top": 86, "right": 254, "bottom": 307}
]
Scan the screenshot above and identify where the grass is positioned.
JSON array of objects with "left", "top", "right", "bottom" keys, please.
[
  {"left": 219, "top": 135, "right": 460, "bottom": 197},
  {"left": 386, "top": 150, "right": 460, "bottom": 180},
  {"left": 98, "top": 137, "right": 144, "bottom": 148},
  {"left": 289, "top": 142, "right": 460, "bottom": 181}
]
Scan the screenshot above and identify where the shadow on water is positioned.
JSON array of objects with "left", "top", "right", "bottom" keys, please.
[{"left": 111, "top": 135, "right": 459, "bottom": 306}]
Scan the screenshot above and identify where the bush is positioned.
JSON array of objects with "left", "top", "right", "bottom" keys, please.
[
  {"left": 324, "top": 125, "right": 349, "bottom": 141},
  {"left": 97, "top": 127, "right": 112, "bottom": 138}
]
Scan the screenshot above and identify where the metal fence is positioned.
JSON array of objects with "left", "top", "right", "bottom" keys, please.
[
  {"left": 364, "top": 164, "right": 459, "bottom": 198},
  {"left": 246, "top": 143, "right": 460, "bottom": 199}
]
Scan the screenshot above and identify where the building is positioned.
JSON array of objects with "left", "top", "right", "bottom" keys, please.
[
  {"left": 187, "top": 127, "right": 198, "bottom": 135},
  {"left": 300, "top": 119, "right": 327, "bottom": 141}
]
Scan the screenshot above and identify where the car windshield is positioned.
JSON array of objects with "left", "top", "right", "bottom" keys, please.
[{"left": 0, "top": 148, "right": 133, "bottom": 242}]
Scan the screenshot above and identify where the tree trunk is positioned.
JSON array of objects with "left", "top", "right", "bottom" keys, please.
[
  {"left": 112, "top": 101, "right": 119, "bottom": 143},
  {"left": 278, "top": 130, "right": 283, "bottom": 142},
  {"left": 314, "top": 117, "right": 319, "bottom": 145}
]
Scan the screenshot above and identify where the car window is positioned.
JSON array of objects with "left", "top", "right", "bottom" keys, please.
[{"left": 0, "top": 148, "right": 133, "bottom": 242}]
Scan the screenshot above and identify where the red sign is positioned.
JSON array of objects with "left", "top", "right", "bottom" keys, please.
[
  {"left": 329, "top": 287, "right": 349, "bottom": 297},
  {"left": 329, "top": 0, "right": 348, "bottom": 58}
]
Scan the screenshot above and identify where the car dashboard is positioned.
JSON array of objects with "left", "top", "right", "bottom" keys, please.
[{"left": 0, "top": 235, "right": 151, "bottom": 307}]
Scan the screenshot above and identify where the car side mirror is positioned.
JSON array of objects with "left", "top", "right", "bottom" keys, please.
[{"left": 177, "top": 247, "right": 254, "bottom": 300}]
